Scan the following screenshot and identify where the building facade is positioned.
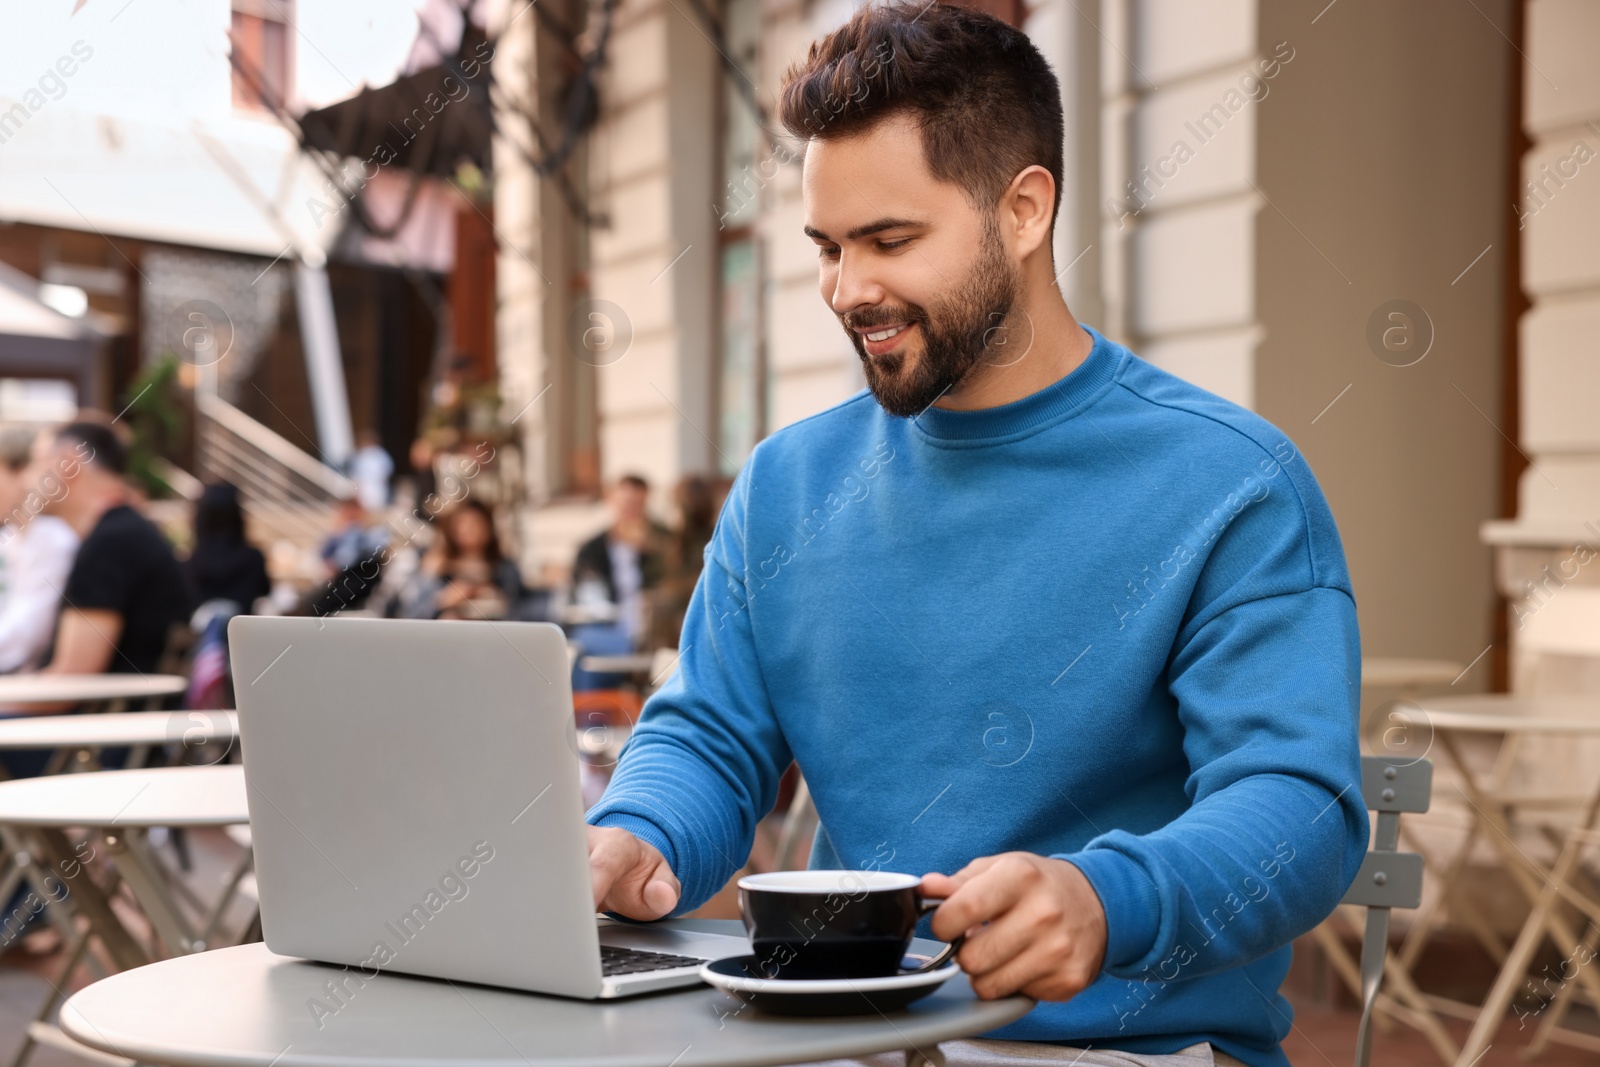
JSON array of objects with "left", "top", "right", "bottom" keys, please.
[{"left": 494, "top": 0, "right": 1575, "bottom": 685}]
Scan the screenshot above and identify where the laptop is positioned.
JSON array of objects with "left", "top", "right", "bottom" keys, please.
[{"left": 228, "top": 615, "right": 748, "bottom": 998}]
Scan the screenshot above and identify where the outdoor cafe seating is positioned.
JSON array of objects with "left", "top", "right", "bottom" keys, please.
[{"left": 4, "top": 620, "right": 1600, "bottom": 1067}]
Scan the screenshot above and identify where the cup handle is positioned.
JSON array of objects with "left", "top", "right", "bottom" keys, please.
[{"left": 902, "top": 898, "right": 963, "bottom": 973}]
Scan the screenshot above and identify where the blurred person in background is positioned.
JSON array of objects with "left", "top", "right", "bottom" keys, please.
[
  {"left": 571, "top": 474, "right": 670, "bottom": 644},
  {"left": 185, "top": 482, "right": 270, "bottom": 613},
  {"left": 319, "top": 492, "right": 387, "bottom": 578},
  {"left": 0, "top": 426, "right": 79, "bottom": 955},
  {"left": 1, "top": 419, "right": 190, "bottom": 713},
  {"left": 184, "top": 482, "right": 269, "bottom": 711},
  {"left": 0, "top": 428, "right": 79, "bottom": 673},
  {"left": 645, "top": 473, "right": 717, "bottom": 650},
  {"left": 407, "top": 435, "right": 437, "bottom": 508},
  {"left": 569, "top": 474, "right": 671, "bottom": 690},
  {"left": 398, "top": 498, "right": 527, "bottom": 620},
  {"left": 307, "top": 492, "right": 390, "bottom": 618},
  {"left": 349, "top": 429, "right": 394, "bottom": 512}
]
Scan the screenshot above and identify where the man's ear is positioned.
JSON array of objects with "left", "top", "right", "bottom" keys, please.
[{"left": 1002, "top": 165, "right": 1056, "bottom": 260}]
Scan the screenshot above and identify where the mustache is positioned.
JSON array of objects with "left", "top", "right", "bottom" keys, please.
[{"left": 843, "top": 309, "right": 924, "bottom": 332}]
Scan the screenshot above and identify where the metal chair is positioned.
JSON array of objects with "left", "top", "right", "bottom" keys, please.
[{"left": 1312, "top": 755, "right": 1446, "bottom": 1067}]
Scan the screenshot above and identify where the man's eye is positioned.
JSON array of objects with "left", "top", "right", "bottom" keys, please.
[
  {"left": 818, "top": 246, "right": 840, "bottom": 259},
  {"left": 879, "top": 239, "right": 912, "bottom": 251}
]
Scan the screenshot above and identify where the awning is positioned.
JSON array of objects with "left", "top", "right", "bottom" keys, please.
[{"left": 297, "top": 23, "right": 494, "bottom": 180}]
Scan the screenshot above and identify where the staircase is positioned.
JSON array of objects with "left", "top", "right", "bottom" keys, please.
[{"left": 194, "top": 391, "right": 354, "bottom": 557}]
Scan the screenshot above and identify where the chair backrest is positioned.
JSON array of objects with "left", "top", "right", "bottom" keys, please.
[
  {"left": 1345, "top": 756, "right": 1432, "bottom": 1067},
  {"left": 1343, "top": 757, "right": 1430, "bottom": 908}
]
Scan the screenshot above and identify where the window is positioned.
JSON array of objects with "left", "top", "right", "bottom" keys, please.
[
  {"left": 230, "top": 0, "right": 292, "bottom": 112},
  {"left": 714, "top": 0, "right": 767, "bottom": 477}
]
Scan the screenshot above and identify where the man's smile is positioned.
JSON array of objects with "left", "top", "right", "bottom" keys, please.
[{"left": 857, "top": 321, "right": 916, "bottom": 356}]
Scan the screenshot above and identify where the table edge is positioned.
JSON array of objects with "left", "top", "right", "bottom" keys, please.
[
  {"left": 60, "top": 935, "right": 1036, "bottom": 1067},
  {"left": 1392, "top": 711, "right": 1600, "bottom": 733}
]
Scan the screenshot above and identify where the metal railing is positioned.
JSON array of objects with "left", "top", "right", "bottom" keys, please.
[{"left": 195, "top": 391, "right": 354, "bottom": 547}]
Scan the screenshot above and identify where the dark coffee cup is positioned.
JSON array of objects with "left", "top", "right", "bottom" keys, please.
[{"left": 737, "top": 870, "right": 962, "bottom": 980}]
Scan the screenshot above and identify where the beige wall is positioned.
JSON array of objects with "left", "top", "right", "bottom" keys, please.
[
  {"left": 1253, "top": 0, "right": 1513, "bottom": 670},
  {"left": 1082, "top": 0, "right": 1512, "bottom": 670}
]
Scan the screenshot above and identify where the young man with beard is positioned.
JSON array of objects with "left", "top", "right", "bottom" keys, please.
[
  {"left": 585, "top": 4, "right": 1365, "bottom": 1065},
  {"left": 25, "top": 421, "right": 190, "bottom": 685}
]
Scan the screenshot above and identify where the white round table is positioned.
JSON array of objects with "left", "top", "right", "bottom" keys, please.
[
  {"left": 0, "top": 674, "right": 188, "bottom": 704},
  {"left": 58, "top": 921, "right": 1033, "bottom": 1067},
  {"left": 0, "top": 765, "right": 246, "bottom": 827},
  {"left": 561, "top": 603, "right": 619, "bottom": 625},
  {"left": 1391, "top": 695, "right": 1600, "bottom": 1066},
  {"left": 1361, "top": 658, "right": 1463, "bottom": 689},
  {"left": 577, "top": 653, "right": 657, "bottom": 674},
  {"left": 1396, "top": 694, "right": 1597, "bottom": 730},
  {"left": 0, "top": 715, "right": 243, "bottom": 975},
  {"left": 0, "top": 766, "right": 252, "bottom": 978},
  {"left": 0, "top": 710, "right": 237, "bottom": 750}
]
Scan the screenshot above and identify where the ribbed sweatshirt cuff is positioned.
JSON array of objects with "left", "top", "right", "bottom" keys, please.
[{"left": 1059, "top": 847, "right": 1162, "bottom": 972}]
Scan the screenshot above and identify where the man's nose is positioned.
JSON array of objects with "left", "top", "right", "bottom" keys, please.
[{"left": 829, "top": 253, "right": 883, "bottom": 317}]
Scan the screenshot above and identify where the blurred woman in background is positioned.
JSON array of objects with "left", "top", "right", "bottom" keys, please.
[
  {"left": 399, "top": 499, "right": 527, "bottom": 620},
  {"left": 184, "top": 482, "right": 271, "bottom": 710},
  {"left": 185, "top": 482, "right": 271, "bottom": 612},
  {"left": 646, "top": 473, "right": 718, "bottom": 650}
]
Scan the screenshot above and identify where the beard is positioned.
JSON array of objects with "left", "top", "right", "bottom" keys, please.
[{"left": 844, "top": 219, "right": 1021, "bottom": 419}]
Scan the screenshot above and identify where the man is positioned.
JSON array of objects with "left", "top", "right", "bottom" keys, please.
[
  {"left": 348, "top": 429, "right": 394, "bottom": 512},
  {"left": 0, "top": 428, "right": 79, "bottom": 673},
  {"left": 571, "top": 474, "right": 670, "bottom": 646},
  {"left": 32, "top": 420, "right": 191, "bottom": 682},
  {"left": 310, "top": 493, "right": 390, "bottom": 618},
  {"left": 320, "top": 493, "right": 388, "bottom": 578},
  {"left": 586, "top": 5, "right": 1365, "bottom": 1066}
]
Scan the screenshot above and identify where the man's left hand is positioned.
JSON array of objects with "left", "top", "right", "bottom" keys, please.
[{"left": 921, "top": 852, "right": 1108, "bottom": 1001}]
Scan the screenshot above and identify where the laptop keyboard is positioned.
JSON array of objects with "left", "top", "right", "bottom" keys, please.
[{"left": 600, "top": 945, "right": 708, "bottom": 977}]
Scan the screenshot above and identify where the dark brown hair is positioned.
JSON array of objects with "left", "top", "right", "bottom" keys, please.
[
  {"left": 55, "top": 418, "right": 128, "bottom": 475},
  {"left": 778, "top": 1, "right": 1064, "bottom": 235},
  {"left": 439, "top": 498, "right": 503, "bottom": 565}
]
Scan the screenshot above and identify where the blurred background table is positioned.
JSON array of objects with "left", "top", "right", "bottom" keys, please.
[
  {"left": 0, "top": 709, "right": 236, "bottom": 759},
  {"left": 0, "top": 766, "right": 253, "bottom": 1067},
  {"left": 0, "top": 711, "right": 242, "bottom": 948},
  {"left": 1394, "top": 698, "right": 1600, "bottom": 1065},
  {"left": 0, "top": 675, "right": 187, "bottom": 707},
  {"left": 576, "top": 653, "right": 656, "bottom": 676},
  {"left": 1362, "top": 659, "right": 1465, "bottom": 691}
]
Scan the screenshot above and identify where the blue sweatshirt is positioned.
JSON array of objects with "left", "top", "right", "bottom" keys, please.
[{"left": 587, "top": 325, "right": 1367, "bottom": 1066}]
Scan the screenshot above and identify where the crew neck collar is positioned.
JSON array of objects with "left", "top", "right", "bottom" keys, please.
[{"left": 908, "top": 324, "right": 1125, "bottom": 446}]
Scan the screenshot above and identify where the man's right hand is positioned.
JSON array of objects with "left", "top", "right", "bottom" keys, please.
[{"left": 587, "top": 825, "right": 681, "bottom": 920}]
